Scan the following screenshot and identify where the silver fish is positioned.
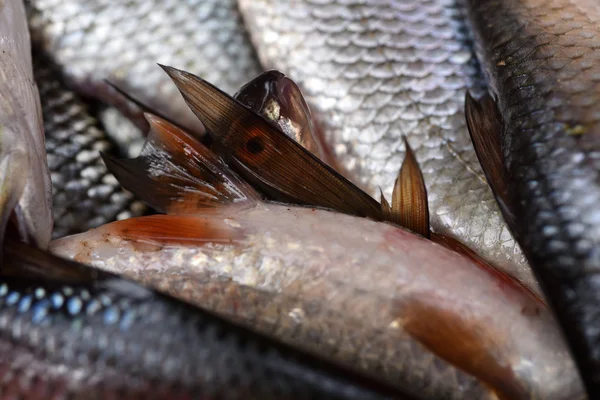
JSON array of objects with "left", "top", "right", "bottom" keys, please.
[
  {"left": 51, "top": 201, "right": 585, "bottom": 400},
  {"left": 0, "top": 0, "right": 52, "bottom": 247},
  {"left": 236, "top": 0, "right": 536, "bottom": 294},
  {"left": 26, "top": 0, "right": 262, "bottom": 139},
  {"left": 33, "top": 54, "right": 146, "bottom": 239}
]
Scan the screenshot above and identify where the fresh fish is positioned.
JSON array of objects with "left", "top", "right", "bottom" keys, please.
[
  {"left": 1, "top": 241, "right": 406, "bottom": 400},
  {"left": 463, "top": 0, "right": 600, "bottom": 396},
  {"left": 0, "top": 0, "right": 52, "bottom": 247},
  {"left": 33, "top": 54, "right": 146, "bottom": 239},
  {"left": 236, "top": 0, "right": 536, "bottom": 295},
  {"left": 50, "top": 111, "right": 585, "bottom": 399},
  {"left": 26, "top": 0, "right": 262, "bottom": 138}
]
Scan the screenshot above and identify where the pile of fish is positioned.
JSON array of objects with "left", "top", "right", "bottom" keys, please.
[{"left": 1, "top": 0, "right": 600, "bottom": 398}]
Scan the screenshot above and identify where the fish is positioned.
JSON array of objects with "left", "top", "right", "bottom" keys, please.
[
  {"left": 463, "top": 0, "right": 600, "bottom": 396},
  {"left": 50, "top": 112, "right": 585, "bottom": 400},
  {"left": 33, "top": 53, "right": 147, "bottom": 239},
  {"left": 1, "top": 240, "right": 407, "bottom": 400},
  {"left": 235, "top": 0, "right": 537, "bottom": 295},
  {"left": 0, "top": 0, "right": 52, "bottom": 248},
  {"left": 26, "top": 0, "right": 262, "bottom": 139}
]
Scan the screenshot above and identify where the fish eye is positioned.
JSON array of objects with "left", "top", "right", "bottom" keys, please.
[{"left": 245, "top": 137, "right": 264, "bottom": 154}]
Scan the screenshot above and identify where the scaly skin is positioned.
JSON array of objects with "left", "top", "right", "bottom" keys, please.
[
  {"left": 465, "top": 0, "right": 600, "bottom": 395},
  {"left": 51, "top": 203, "right": 585, "bottom": 400},
  {"left": 237, "top": 0, "right": 535, "bottom": 295},
  {"left": 34, "top": 55, "right": 146, "bottom": 239}
]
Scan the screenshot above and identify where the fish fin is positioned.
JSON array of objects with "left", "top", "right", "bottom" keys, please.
[
  {"left": 430, "top": 233, "right": 544, "bottom": 304},
  {"left": 387, "top": 137, "right": 429, "bottom": 237},
  {"left": 400, "top": 299, "right": 529, "bottom": 400},
  {"left": 234, "top": 70, "right": 332, "bottom": 164},
  {"left": 465, "top": 92, "right": 516, "bottom": 227},
  {"left": 379, "top": 187, "right": 391, "bottom": 218},
  {"left": 102, "top": 113, "right": 261, "bottom": 214},
  {"left": 95, "top": 214, "right": 243, "bottom": 246},
  {"left": 159, "top": 64, "right": 382, "bottom": 220},
  {"left": 103, "top": 79, "right": 203, "bottom": 137},
  {"left": 3, "top": 240, "right": 101, "bottom": 282}
]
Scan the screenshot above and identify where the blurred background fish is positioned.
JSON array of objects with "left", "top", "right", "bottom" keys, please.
[
  {"left": 0, "top": 0, "right": 52, "bottom": 248},
  {"left": 26, "top": 0, "right": 261, "bottom": 138},
  {"left": 34, "top": 54, "right": 146, "bottom": 238}
]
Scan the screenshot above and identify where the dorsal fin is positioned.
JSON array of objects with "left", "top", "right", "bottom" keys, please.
[
  {"left": 159, "top": 64, "right": 382, "bottom": 220},
  {"left": 102, "top": 113, "right": 261, "bottom": 214},
  {"left": 384, "top": 137, "right": 430, "bottom": 237}
]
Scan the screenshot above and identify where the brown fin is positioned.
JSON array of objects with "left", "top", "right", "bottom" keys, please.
[
  {"left": 430, "top": 233, "right": 544, "bottom": 305},
  {"left": 104, "top": 79, "right": 203, "bottom": 137},
  {"left": 380, "top": 188, "right": 391, "bottom": 218},
  {"left": 101, "top": 214, "right": 243, "bottom": 246},
  {"left": 102, "top": 113, "right": 261, "bottom": 215},
  {"left": 388, "top": 137, "right": 429, "bottom": 237},
  {"left": 234, "top": 70, "right": 331, "bottom": 164},
  {"left": 465, "top": 92, "right": 516, "bottom": 228},
  {"left": 159, "top": 64, "right": 382, "bottom": 220},
  {"left": 400, "top": 299, "right": 528, "bottom": 400}
]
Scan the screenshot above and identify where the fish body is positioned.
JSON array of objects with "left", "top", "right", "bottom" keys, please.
[
  {"left": 236, "top": 0, "right": 534, "bottom": 293},
  {"left": 464, "top": 0, "right": 600, "bottom": 394},
  {"left": 34, "top": 55, "right": 146, "bottom": 239},
  {"left": 1, "top": 244, "right": 405, "bottom": 400},
  {"left": 26, "top": 0, "right": 262, "bottom": 138},
  {"left": 0, "top": 0, "right": 52, "bottom": 247},
  {"left": 51, "top": 202, "right": 585, "bottom": 400}
]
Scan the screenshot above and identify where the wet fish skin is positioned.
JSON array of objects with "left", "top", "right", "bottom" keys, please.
[
  {"left": 464, "top": 0, "right": 600, "bottom": 395},
  {"left": 236, "top": 0, "right": 534, "bottom": 294},
  {"left": 34, "top": 55, "right": 146, "bottom": 239},
  {"left": 1, "top": 243, "right": 406, "bottom": 400},
  {"left": 0, "top": 0, "right": 52, "bottom": 247},
  {"left": 26, "top": 0, "right": 262, "bottom": 139},
  {"left": 51, "top": 204, "right": 585, "bottom": 400}
]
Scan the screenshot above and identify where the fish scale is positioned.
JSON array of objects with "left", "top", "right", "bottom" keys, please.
[
  {"left": 34, "top": 56, "right": 146, "bottom": 239},
  {"left": 0, "top": 244, "right": 408, "bottom": 400},
  {"left": 464, "top": 0, "right": 600, "bottom": 395},
  {"left": 237, "top": 0, "right": 536, "bottom": 294},
  {"left": 26, "top": 0, "right": 262, "bottom": 137}
]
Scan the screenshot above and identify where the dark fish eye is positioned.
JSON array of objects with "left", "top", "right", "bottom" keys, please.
[{"left": 246, "top": 137, "right": 264, "bottom": 154}]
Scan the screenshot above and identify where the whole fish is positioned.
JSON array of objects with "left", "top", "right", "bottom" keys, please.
[
  {"left": 0, "top": 0, "right": 52, "bottom": 248},
  {"left": 50, "top": 111, "right": 585, "bottom": 399},
  {"left": 236, "top": 0, "right": 536, "bottom": 295},
  {"left": 26, "top": 0, "right": 262, "bottom": 138},
  {"left": 1, "top": 241, "right": 406, "bottom": 400},
  {"left": 34, "top": 54, "right": 146, "bottom": 239},
  {"left": 463, "top": 0, "right": 600, "bottom": 396},
  {"left": 51, "top": 203, "right": 584, "bottom": 400}
]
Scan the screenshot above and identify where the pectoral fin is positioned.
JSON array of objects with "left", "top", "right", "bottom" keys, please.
[{"left": 102, "top": 113, "right": 261, "bottom": 215}]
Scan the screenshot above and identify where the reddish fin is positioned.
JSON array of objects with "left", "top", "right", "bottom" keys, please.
[
  {"left": 102, "top": 114, "right": 261, "bottom": 214},
  {"left": 431, "top": 233, "right": 544, "bottom": 304},
  {"left": 465, "top": 92, "right": 516, "bottom": 228},
  {"left": 159, "top": 65, "right": 382, "bottom": 220},
  {"left": 101, "top": 214, "right": 243, "bottom": 246},
  {"left": 400, "top": 298, "right": 528, "bottom": 400},
  {"left": 387, "top": 137, "right": 429, "bottom": 238},
  {"left": 234, "top": 70, "right": 332, "bottom": 165}
]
